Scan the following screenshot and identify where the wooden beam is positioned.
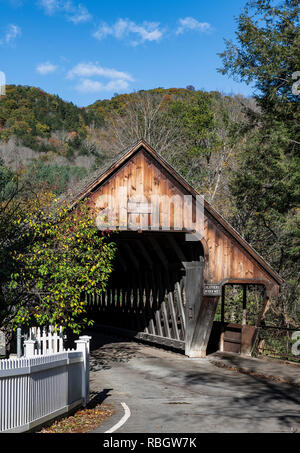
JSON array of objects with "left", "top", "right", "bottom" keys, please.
[
  {"left": 184, "top": 260, "right": 203, "bottom": 357},
  {"left": 175, "top": 281, "right": 186, "bottom": 334},
  {"left": 167, "top": 291, "right": 180, "bottom": 341},
  {"left": 220, "top": 285, "right": 225, "bottom": 352},
  {"left": 184, "top": 259, "right": 219, "bottom": 357},
  {"left": 190, "top": 295, "right": 219, "bottom": 357}
]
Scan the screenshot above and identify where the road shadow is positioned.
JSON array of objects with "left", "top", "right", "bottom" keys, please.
[
  {"left": 85, "top": 326, "right": 184, "bottom": 371},
  {"left": 84, "top": 329, "right": 142, "bottom": 371},
  {"left": 83, "top": 330, "right": 300, "bottom": 432},
  {"left": 88, "top": 388, "right": 114, "bottom": 408},
  {"left": 178, "top": 354, "right": 300, "bottom": 432}
]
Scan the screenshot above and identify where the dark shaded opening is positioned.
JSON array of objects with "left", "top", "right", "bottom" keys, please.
[{"left": 87, "top": 231, "right": 204, "bottom": 346}]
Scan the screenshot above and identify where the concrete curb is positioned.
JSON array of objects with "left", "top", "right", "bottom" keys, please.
[
  {"left": 90, "top": 401, "right": 124, "bottom": 433},
  {"left": 210, "top": 357, "right": 300, "bottom": 387}
]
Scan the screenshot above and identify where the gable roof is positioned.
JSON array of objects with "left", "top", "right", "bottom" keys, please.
[{"left": 64, "top": 139, "right": 283, "bottom": 286}]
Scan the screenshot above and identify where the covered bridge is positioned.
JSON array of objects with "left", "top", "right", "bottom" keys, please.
[{"left": 68, "top": 139, "right": 283, "bottom": 358}]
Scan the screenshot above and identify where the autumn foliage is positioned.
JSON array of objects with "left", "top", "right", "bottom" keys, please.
[{"left": 3, "top": 193, "right": 116, "bottom": 334}]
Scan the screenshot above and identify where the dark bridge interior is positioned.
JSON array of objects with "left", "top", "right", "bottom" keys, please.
[{"left": 87, "top": 231, "right": 204, "bottom": 347}]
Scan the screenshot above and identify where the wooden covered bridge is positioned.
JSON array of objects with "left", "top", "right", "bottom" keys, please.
[{"left": 69, "top": 139, "right": 283, "bottom": 358}]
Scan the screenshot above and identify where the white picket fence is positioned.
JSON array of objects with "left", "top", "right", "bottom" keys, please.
[
  {"left": 25, "top": 326, "right": 65, "bottom": 355},
  {"left": 0, "top": 334, "right": 91, "bottom": 433}
]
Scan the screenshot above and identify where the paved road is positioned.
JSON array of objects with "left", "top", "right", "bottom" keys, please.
[{"left": 88, "top": 332, "right": 300, "bottom": 433}]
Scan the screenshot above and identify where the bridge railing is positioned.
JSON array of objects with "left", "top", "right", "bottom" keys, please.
[{"left": 254, "top": 325, "right": 300, "bottom": 363}]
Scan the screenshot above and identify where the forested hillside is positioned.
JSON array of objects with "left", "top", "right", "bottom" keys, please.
[
  {"left": 0, "top": 85, "right": 252, "bottom": 209},
  {"left": 0, "top": 85, "right": 104, "bottom": 193}
]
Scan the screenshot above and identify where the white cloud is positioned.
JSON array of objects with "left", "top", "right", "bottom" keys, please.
[
  {"left": 68, "top": 62, "right": 134, "bottom": 94},
  {"left": 176, "top": 17, "right": 211, "bottom": 35},
  {"left": 38, "top": 0, "right": 92, "bottom": 24},
  {"left": 75, "top": 79, "right": 103, "bottom": 93},
  {"left": 75, "top": 78, "right": 130, "bottom": 93},
  {"left": 68, "top": 4, "right": 91, "bottom": 24},
  {"left": 67, "top": 62, "right": 134, "bottom": 82},
  {"left": 1, "top": 24, "right": 21, "bottom": 45},
  {"left": 93, "top": 18, "right": 163, "bottom": 45},
  {"left": 38, "top": 0, "right": 59, "bottom": 14},
  {"left": 36, "top": 62, "right": 58, "bottom": 75},
  {"left": 105, "top": 79, "right": 131, "bottom": 91}
]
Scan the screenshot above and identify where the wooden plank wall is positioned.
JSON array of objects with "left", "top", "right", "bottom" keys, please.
[
  {"left": 87, "top": 148, "right": 278, "bottom": 294},
  {"left": 90, "top": 150, "right": 200, "bottom": 233},
  {"left": 203, "top": 211, "right": 276, "bottom": 292}
]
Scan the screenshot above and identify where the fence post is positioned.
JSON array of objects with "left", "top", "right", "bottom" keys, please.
[
  {"left": 17, "top": 327, "right": 22, "bottom": 358},
  {"left": 24, "top": 339, "right": 35, "bottom": 357},
  {"left": 80, "top": 336, "right": 91, "bottom": 405},
  {"left": 0, "top": 330, "right": 6, "bottom": 357},
  {"left": 75, "top": 337, "right": 91, "bottom": 407}
]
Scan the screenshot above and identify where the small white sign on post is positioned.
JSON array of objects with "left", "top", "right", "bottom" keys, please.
[{"left": 203, "top": 284, "right": 222, "bottom": 297}]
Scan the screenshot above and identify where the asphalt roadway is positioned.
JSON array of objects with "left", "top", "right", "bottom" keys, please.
[{"left": 88, "top": 332, "right": 300, "bottom": 434}]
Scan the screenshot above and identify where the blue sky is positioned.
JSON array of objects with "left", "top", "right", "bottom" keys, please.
[{"left": 0, "top": 0, "right": 253, "bottom": 106}]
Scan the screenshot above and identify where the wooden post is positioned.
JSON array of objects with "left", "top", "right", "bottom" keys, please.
[
  {"left": 184, "top": 261, "right": 202, "bottom": 356},
  {"left": 221, "top": 285, "right": 225, "bottom": 324},
  {"left": 184, "top": 259, "right": 219, "bottom": 358},
  {"left": 242, "top": 285, "right": 247, "bottom": 326},
  {"left": 220, "top": 285, "right": 225, "bottom": 352}
]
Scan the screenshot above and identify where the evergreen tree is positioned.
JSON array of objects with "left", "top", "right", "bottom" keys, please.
[{"left": 219, "top": 0, "right": 300, "bottom": 325}]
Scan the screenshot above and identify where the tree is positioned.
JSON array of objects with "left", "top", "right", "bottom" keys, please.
[
  {"left": 0, "top": 161, "right": 36, "bottom": 345},
  {"left": 97, "top": 89, "right": 246, "bottom": 212},
  {"left": 218, "top": 0, "right": 300, "bottom": 325},
  {"left": 165, "top": 91, "right": 244, "bottom": 206},
  {"left": 2, "top": 192, "right": 116, "bottom": 335},
  {"left": 101, "top": 90, "right": 185, "bottom": 155}
]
